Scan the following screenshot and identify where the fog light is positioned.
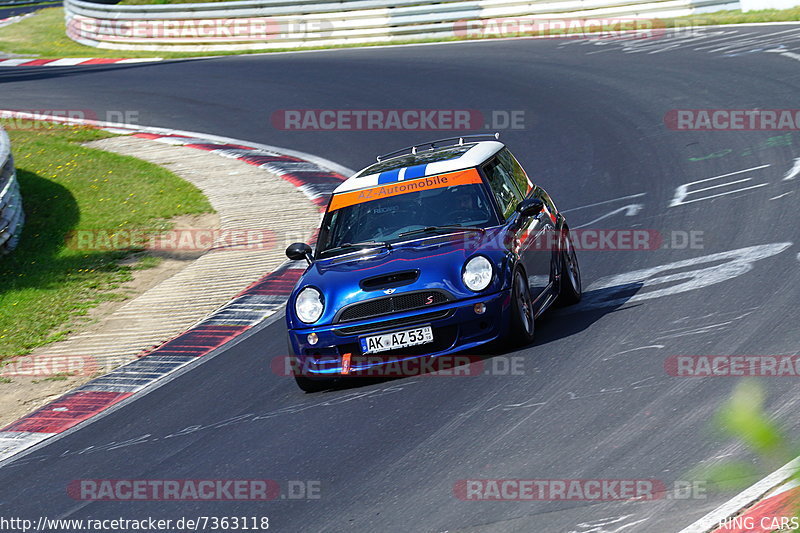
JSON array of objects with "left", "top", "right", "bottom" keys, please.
[
  {"left": 474, "top": 303, "right": 486, "bottom": 315},
  {"left": 307, "top": 332, "right": 319, "bottom": 345}
]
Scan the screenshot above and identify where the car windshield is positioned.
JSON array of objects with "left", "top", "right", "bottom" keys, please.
[{"left": 318, "top": 180, "right": 497, "bottom": 257}]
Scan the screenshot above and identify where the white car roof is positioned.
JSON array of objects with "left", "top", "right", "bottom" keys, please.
[{"left": 333, "top": 140, "right": 504, "bottom": 194}]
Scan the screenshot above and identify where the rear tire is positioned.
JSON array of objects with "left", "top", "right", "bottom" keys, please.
[
  {"left": 506, "top": 269, "right": 536, "bottom": 348},
  {"left": 557, "top": 230, "right": 582, "bottom": 306}
]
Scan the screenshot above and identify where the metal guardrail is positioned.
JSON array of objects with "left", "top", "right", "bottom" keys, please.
[
  {"left": 63, "top": 0, "right": 740, "bottom": 52},
  {"left": 0, "top": 127, "right": 24, "bottom": 255}
]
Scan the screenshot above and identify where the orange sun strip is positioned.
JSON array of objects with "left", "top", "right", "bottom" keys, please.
[{"left": 329, "top": 168, "right": 483, "bottom": 211}]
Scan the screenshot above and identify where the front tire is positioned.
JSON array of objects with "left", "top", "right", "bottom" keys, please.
[{"left": 507, "top": 268, "right": 536, "bottom": 348}]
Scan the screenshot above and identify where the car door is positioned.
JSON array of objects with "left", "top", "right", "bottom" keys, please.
[
  {"left": 483, "top": 154, "right": 552, "bottom": 302},
  {"left": 496, "top": 149, "right": 556, "bottom": 303},
  {"left": 526, "top": 186, "right": 558, "bottom": 303}
]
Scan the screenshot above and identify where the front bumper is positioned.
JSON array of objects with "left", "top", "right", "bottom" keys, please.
[{"left": 287, "top": 290, "right": 512, "bottom": 378}]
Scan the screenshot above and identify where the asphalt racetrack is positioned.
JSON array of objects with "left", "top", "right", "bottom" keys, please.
[
  {"left": 0, "top": 2, "right": 60, "bottom": 21},
  {"left": 1, "top": 25, "right": 800, "bottom": 532}
]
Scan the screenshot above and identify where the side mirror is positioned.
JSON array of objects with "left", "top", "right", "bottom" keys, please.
[
  {"left": 286, "top": 242, "right": 313, "bottom": 264},
  {"left": 517, "top": 198, "right": 544, "bottom": 218}
]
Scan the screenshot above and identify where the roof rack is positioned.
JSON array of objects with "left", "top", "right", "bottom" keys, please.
[{"left": 375, "top": 133, "right": 501, "bottom": 162}]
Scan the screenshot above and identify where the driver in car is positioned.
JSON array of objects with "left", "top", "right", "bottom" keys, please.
[{"left": 449, "top": 186, "right": 481, "bottom": 225}]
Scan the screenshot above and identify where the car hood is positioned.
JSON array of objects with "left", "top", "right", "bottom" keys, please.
[{"left": 288, "top": 228, "right": 511, "bottom": 328}]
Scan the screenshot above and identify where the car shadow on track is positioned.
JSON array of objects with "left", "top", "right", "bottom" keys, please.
[
  {"left": 302, "top": 281, "right": 644, "bottom": 394},
  {"left": 530, "top": 281, "right": 645, "bottom": 346}
]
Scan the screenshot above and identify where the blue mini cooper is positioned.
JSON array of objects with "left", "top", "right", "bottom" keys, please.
[{"left": 285, "top": 134, "right": 581, "bottom": 391}]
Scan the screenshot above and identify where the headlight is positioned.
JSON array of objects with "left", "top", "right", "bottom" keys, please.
[
  {"left": 463, "top": 255, "right": 493, "bottom": 292},
  {"left": 295, "top": 287, "right": 324, "bottom": 323}
]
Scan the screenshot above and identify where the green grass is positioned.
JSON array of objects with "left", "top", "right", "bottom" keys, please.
[
  {"left": 133, "top": 254, "right": 161, "bottom": 270},
  {"left": 0, "top": 7, "right": 203, "bottom": 59},
  {"left": 672, "top": 6, "right": 800, "bottom": 26},
  {"left": 0, "top": 120, "right": 213, "bottom": 360},
  {"left": 1, "top": 6, "right": 799, "bottom": 59}
]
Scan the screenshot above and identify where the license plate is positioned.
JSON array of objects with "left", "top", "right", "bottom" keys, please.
[{"left": 360, "top": 326, "right": 434, "bottom": 354}]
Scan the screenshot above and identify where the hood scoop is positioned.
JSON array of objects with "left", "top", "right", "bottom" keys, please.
[{"left": 359, "top": 269, "right": 419, "bottom": 291}]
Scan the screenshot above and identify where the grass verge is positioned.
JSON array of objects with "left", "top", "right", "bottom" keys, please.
[
  {"left": 1, "top": 6, "right": 800, "bottom": 59},
  {"left": 0, "top": 120, "right": 213, "bottom": 361},
  {"left": 674, "top": 6, "right": 800, "bottom": 25},
  {"left": 0, "top": 7, "right": 196, "bottom": 59}
]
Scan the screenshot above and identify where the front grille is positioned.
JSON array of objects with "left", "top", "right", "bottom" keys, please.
[
  {"left": 336, "top": 290, "right": 452, "bottom": 323},
  {"left": 333, "top": 309, "right": 453, "bottom": 336}
]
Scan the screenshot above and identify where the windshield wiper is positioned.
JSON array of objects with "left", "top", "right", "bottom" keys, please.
[
  {"left": 319, "top": 241, "right": 391, "bottom": 257},
  {"left": 398, "top": 225, "right": 486, "bottom": 238}
]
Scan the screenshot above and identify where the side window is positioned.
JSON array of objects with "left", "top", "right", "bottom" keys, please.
[
  {"left": 497, "top": 148, "right": 533, "bottom": 197},
  {"left": 484, "top": 158, "right": 523, "bottom": 220},
  {"left": 538, "top": 187, "right": 557, "bottom": 214}
]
